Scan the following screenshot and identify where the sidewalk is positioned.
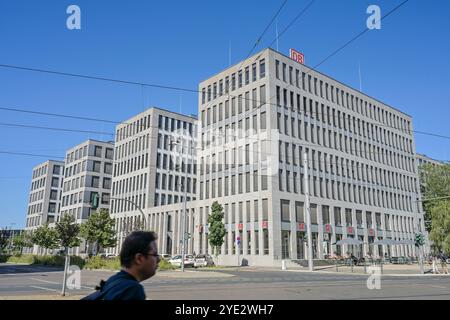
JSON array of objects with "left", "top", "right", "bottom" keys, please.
[{"left": 284, "top": 263, "right": 450, "bottom": 277}]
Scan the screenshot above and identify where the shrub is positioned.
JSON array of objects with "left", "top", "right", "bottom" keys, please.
[
  {"left": 158, "top": 259, "right": 176, "bottom": 271},
  {"left": 3, "top": 254, "right": 85, "bottom": 268},
  {"left": 84, "top": 256, "right": 120, "bottom": 271}
]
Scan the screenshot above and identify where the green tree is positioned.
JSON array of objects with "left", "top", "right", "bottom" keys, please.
[
  {"left": 207, "top": 201, "right": 226, "bottom": 262},
  {"left": 419, "top": 163, "right": 450, "bottom": 232},
  {"left": 12, "top": 231, "right": 34, "bottom": 254},
  {"left": 0, "top": 228, "right": 9, "bottom": 253},
  {"left": 80, "top": 209, "right": 117, "bottom": 255},
  {"left": 429, "top": 201, "right": 450, "bottom": 254},
  {"left": 55, "top": 213, "right": 81, "bottom": 296},
  {"left": 32, "top": 223, "right": 59, "bottom": 250},
  {"left": 55, "top": 213, "right": 81, "bottom": 250}
]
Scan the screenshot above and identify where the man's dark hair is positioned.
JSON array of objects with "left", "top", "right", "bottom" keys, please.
[{"left": 120, "top": 231, "right": 157, "bottom": 268}]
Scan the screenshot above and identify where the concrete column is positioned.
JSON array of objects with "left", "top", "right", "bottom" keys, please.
[
  {"left": 290, "top": 200, "right": 297, "bottom": 260},
  {"left": 317, "top": 205, "right": 324, "bottom": 259}
]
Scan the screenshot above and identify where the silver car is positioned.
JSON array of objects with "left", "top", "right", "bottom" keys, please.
[{"left": 194, "top": 254, "right": 215, "bottom": 267}]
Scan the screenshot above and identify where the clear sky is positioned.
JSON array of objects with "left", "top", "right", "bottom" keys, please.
[{"left": 0, "top": 0, "right": 449, "bottom": 228}]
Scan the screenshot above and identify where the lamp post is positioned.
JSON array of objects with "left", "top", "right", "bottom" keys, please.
[{"left": 169, "top": 135, "right": 193, "bottom": 272}]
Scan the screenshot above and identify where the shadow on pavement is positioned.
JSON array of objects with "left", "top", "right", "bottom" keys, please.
[{"left": 0, "top": 264, "right": 63, "bottom": 275}]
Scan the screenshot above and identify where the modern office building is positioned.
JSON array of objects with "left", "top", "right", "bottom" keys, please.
[
  {"left": 110, "top": 107, "right": 197, "bottom": 253},
  {"left": 112, "top": 48, "right": 427, "bottom": 266},
  {"left": 59, "top": 139, "right": 114, "bottom": 254},
  {"left": 25, "top": 160, "right": 64, "bottom": 254}
]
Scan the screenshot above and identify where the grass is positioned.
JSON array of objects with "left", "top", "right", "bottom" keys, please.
[{"left": 0, "top": 254, "right": 85, "bottom": 268}]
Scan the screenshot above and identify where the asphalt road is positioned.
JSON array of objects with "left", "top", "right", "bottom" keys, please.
[{"left": 1, "top": 263, "right": 449, "bottom": 300}]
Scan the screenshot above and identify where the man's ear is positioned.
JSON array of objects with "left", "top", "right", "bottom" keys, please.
[{"left": 134, "top": 253, "right": 144, "bottom": 266}]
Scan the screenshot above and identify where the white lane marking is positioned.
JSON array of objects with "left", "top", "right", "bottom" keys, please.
[
  {"left": 29, "top": 278, "right": 59, "bottom": 284},
  {"left": 30, "top": 286, "right": 59, "bottom": 293},
  {"left": 430, "top": 285, "right": 447, "bottom": 289}
]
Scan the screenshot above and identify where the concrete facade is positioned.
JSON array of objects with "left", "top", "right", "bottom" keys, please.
[
  {"left": 111, "top": 107, "right": 197, "bottom": 254},
  {"left": 111, "top": 48, "right": 426, "bottom": 267},
  {"left": 60, "top": 139, "right": 114, "bottom": 254},
  {"left": 25, "top": 160, "right": 64, "bottom": 254}
]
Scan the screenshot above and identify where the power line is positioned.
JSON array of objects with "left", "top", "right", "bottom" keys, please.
[
  {"left": 309, "top": 0, "right": 410, "bottom": 73},
  {"left": 268, "top": 0, "right": 316, "bottom": 48},
  {"left": 245, "top": 0, "right": 289, "bottom": 60},
  {"left": 0, "top": 64, "right": 198, "bottom": 94}
]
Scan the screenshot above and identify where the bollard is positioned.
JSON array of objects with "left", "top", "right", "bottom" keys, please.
[
  {"left": 363, "top": 259, "right": 367, "bottom": 274},
  {"left": 281, "top": 259, "right": 286, "bottom": 270}
]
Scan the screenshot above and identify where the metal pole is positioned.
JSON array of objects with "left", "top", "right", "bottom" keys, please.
[
  {"left": 61, "top": 247, "right": 69, "bottom": 296},
  {"left": 303, "top": 153, "right": 314, "bottom": 272},
  {"left": 413, "top": 194, "right": 424, "bottom": 274},
  {"left": 181, "top": 138, "right": 191, "bottom": 272}
]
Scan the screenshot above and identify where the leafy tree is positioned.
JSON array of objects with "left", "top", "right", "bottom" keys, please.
[
  {"left": 429, "top": 201, "right": 450, "bottom": 254},
  {"left": 419, "top": 164, "right": 450, "bottom": 232},
  {"left": 80, "top": 209, "right": 117, "bottom": 255},
  {"left": 32, "top": 223, "right": 59, "bottom": 250},
  {"left": 12, "top": 231, "right": 33, "bottom": 254},
  {"left": 55, "top": 213, "right": 81, "bottom": 250},
  {"left": 0, "top": 228, "right": 9, "bottom": 253},
  {"left": 208, "top": 201, "right": 226, "bottom": 262}
]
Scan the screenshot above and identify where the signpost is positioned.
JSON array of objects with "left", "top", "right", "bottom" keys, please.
[{"left": 236, "top": 236, "right": 241, "bottom": 267}]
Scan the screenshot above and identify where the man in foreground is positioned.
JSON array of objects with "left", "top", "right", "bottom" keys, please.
[{"left": 83, "top": 231, "right": 160, "bottom": 300}]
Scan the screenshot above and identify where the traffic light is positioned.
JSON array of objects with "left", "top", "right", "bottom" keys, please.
[
  {"left": 415, "top": 233, "right": 425, "bottom": 247},
  {"left": 91, "top": 192, "right": 99, "bottom": 210}
]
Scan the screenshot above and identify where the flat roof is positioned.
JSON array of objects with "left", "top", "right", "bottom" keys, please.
[{"left": 198, "top": 47, "right": 412, "bottom": 118}]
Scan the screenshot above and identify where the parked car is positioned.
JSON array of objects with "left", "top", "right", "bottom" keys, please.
[
  {"left": 160, "top": 254, "right": 172, "bottom": 260},
  {"left": 194, "top": 254, "right": 215, "bottom": 268},
  {"left": 169, "top": 255, "right": 194, "bottom": 267}
]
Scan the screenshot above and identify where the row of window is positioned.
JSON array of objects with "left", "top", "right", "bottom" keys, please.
[
  {"left": 275, "top": 94, "right": 414, "bottom": 154},
  {"left": 66, "top": 145, "right": 113, "bottom": 164},
  {"left": 158, "top": 115, "right": 195, "bottom": 135},
  {"left": 111, "top": 193, "right": 147, "bottom": 214},
  {"left": 279, "top": 200, "right": 417, "bottom": 233},
  {"left": 116, "top": 114, "right": 151, "bottom": 143},
  {"left": 274, "top": 58, "right": 411, "bottom": 132},
  {"left": 114, "top": 154, "right": 149, "bottom": 177},
  {"left": 153, "top": 193, "right": 195, "bottom": 207},
  {"left": 201, "top": 85, "right": 266, "bottom": 127},
  {"left": 155, "top": 173, "right": 197, "bottom": 194},
  {"left": 112, "top": 173, "right": 148, "bottom": 196},
  {"left": 115, "top": 134, "right": 150, "bottom": 160},
  {"left": 201, "top": 59, "right": 266, "bottom": 105},
  {"left": 278, "top": 170, "right": 415, "bottom": 212},
  {"left": 62, "top": 191, "right": 110, "bottom": 208},
  {"left": 276, "top": 113, "right": 415, "bottom": 172},
  {"left": 278, "top": 144, "right": 418, "bottom": 193}
]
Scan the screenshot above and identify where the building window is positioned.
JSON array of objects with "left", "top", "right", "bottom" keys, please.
[{"left": 94, "top": 146, "right": 102, "bottom": 158}]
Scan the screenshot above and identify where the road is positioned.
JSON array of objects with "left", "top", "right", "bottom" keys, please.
[{"left": 1, "top": 263, "right": 449, "bottom": 300}]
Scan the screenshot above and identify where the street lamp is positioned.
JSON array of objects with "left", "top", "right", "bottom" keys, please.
[
  {"left": 169, "top": 136, "right": 193, "bottom": 272},
  {"left": 110, "top": 197, "right": 148, "bottom": 231}
]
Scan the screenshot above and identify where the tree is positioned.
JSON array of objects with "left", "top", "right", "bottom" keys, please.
[
  {"left": 419, "top": 164, "right": 450, "bottom": 232},
  {"left": 80, "top": 209, "right": 117, "bottom": 255},
  {"left": 55, "top": 213, "right": 81, "bottom": 296},
  {"left": 12, "top": 231, "right": 33, "bottom": 255},
  {"left": 55, "top": 213, "right": 81, "bottom": 250},
  {"left": 207, "top": 201, "right": 226, "bottom": 263},
  {"left": 32, "top": 224, "right": 59, "bottom": 251},
  {"left": 0, "top": 228, "right": 9, "bottom": 253},
  {"left": 429, "top": 201, "right": 450, "bottom": 254}
]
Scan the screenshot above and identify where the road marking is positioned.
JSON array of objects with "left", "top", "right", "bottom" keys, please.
[
  {"left": 430, "top": 285, "right": 447, "bottom": 289},
  {"left": 29, "top": 278, "right": 58, "bottom": 284},
  {"left": 30, "top": 286, "right": 59, "bottom": 293}
]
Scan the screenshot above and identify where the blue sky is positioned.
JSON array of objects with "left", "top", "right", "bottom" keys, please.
[{"left": 0, "top": 0, "right": 449, "bottom": 228}]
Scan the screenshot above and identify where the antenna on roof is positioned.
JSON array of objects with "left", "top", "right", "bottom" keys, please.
[
  {"left": 276, "top": 17, "right": 279, "bottom": 52},
  {"left": 358, "top": 61, "right": 363, "bottom": 92},
  {"left": 229, "top": 41, "right": 232, "bottom": 66}
]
